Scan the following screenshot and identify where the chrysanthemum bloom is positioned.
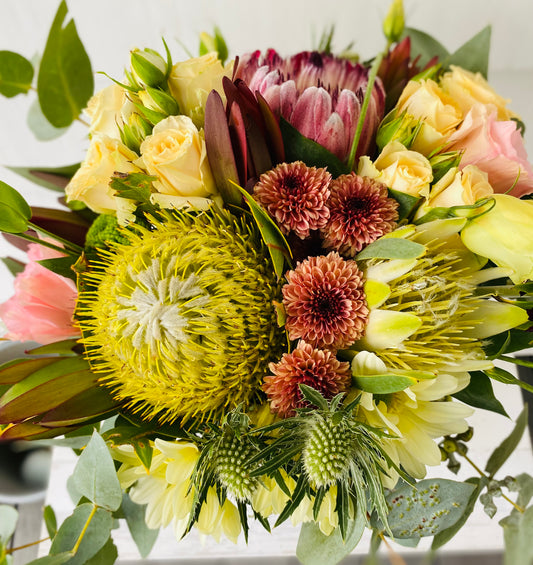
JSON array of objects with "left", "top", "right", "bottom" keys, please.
[
  {"left": 253, "top": 161, "right": 331, "bottom": 239},
  {"left": 235, "top": 50, "right": 385, "bottom": 162},
  {"left": 263, "top": 341, "right": 351, "bottom": 418},
  {"left": 321, "top": 173, "right": 399, "bottom": 257},
  {"left": 114, "top": 439, "right": 241, "bottom": 542},
  {"left": 77, "top": 209, "right": 286, "bottom": 423},
  {"left": 282, "top": 252, "right": 368, "bottom": 349}
]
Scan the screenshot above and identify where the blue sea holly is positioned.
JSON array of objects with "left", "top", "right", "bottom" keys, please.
[{"left": 77, "top": 209, "right": 286, "bottom": 424}]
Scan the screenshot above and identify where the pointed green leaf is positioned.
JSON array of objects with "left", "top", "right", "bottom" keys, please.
[
  {"left": 49, "top": 503, "right": 113, "bottom": 565},
  {"left": 388, "top": 188, "right": 421, "bottom": 222},
  {"left": 27, "top": 98, "right": 69, "bottom": 141},
  {"left": 27, "top": 339, "right": 81, "bottom": 357},
  {"left": 298, "top": 383, "right": 329, "bottom": 410},
  {"left": 1, "top": 257, "right": 25, "bottom": 276},
  {"left": 0, "top": 505, "right": 18, "bottom": 545},
  {"left": 353, "top": 371, "right": 434, "bottom": 395},
  {"left": 43, "top": 505, "right": 58, "bottom": 539},
  {"left": 384, "top": 478, "right": 476, "bottom": 539},
  {"left": 37, "top": 1, "right": 94, "bottom": 128},
  {"left": 485, "top": 366, "right": 533, "bottom": 395},
  {"left": 485, "top": 405, "right": 528, "bottom": 478},
  {"left": 280, "top": 118, "right": 349, "bottom": 178},
  {"left": 0, "top": 180, "right": 32, "bottom": 233},
  {"left": 447, "top": 26, "right": 491, "bottom": 78},
  {"left": 71, "top": 431, "right": 122, "bottom": 511},
  {"left": 7, "top": 164, "right": 79, "bottom": 192},
  {"left": 296, "top": 504, "right": 366, "bottom": 565},
  {"left": 0, "top": 51, "right": 34, "bottom": 97},
  {"left": 356, "top": 237, "right": 425, "bottom": 260},
  {"left": 0, "top": 357, "right": 60, "bottom": 385},
  {"left": 402, "top": 28, "right": 449, "bottom": 67},
  {"left": 235, "top": 183, "right": 292, "bottom": 278},
  {"left": 121, "top": 494, "right": 158, "bottom": 559},
  {"left": 453, "top": 371, "right": 508, "bottom": 417},
  {"left": 37, "top": 256, "right": 77, "bottom": 281}
]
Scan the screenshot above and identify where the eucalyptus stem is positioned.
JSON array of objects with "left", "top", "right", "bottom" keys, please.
[
  {"left": 7, "top": 537, "right": 49, "bottom": 554},
  {"left": 27, "top": 221, "right": 83, "bottom": 254},
  {"left": 378, "top": 531, "right": 408, "bottom": 565},
  {"left": 346, "top": 50, "right": 385, "bottom": 172},
  {"left": 71, "top": 504, "right": 98, "bottom": 554},
  {"left": 462, "top": 454, "right": 525, "bottom": 514}
]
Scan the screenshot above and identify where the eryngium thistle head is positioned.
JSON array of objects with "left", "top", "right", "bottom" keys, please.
[{"left": 77, "top": 209, "right": 286, "bottom": 424}]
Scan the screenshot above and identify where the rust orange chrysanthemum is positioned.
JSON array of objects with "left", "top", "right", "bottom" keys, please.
[
  {"left": 263, "top": 341, "right": 351, "bottom": 418},
  {"left": 282, "top": 251, "right": 369, "bottom": 349},
  {"left": 321, "top": 173, "right": 399, "bottom": 257},
  {"left": 253, "top": 161, "right": 331, "bottom": 239}
]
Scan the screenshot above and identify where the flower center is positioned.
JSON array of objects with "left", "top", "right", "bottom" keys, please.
[{"left": 310, "top": 288, "right": 345, "bottom": 321}]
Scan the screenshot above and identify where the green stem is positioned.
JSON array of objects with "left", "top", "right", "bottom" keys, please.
[
  {"left": 346, "top": 50, "right": 385, "bottom": 172},
  {"left": 6, "top": 537, "right": 49, "bottom": 554},
  {"left": 12, "top": 232, "right": 74, "bottom": 256},
  {"left": 27, "top": 221, "right": 83, "bottom": 254},
  {"left": 498, "top": 355, "right": 533, "bottom": 369},
  {"left": 71, "top": 504, "right": 98, "bottom": 554}
]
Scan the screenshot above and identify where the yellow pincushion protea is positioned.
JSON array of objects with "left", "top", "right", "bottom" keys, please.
[{"left": 77, "top": 209, "right": 286, "bottom": 424}]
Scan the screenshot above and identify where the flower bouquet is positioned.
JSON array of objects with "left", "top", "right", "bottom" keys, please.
[{"left": 1, "top": 1, "right": 533, "bottom": 563}]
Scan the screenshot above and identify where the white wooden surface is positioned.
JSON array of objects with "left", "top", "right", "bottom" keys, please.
[{"left": 0, "top": 0, "right": 531, "bottom": 561}]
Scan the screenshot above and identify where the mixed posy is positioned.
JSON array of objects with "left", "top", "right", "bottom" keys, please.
[{"left": 1, "top": 1, "right": 533, "bottom": 563}]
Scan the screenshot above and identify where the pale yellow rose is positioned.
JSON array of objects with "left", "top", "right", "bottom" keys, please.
[
  {"left": 84, "top": 84, "right": 135, "bottom": 139},
  {"left": 425, "top": 165, "right": 494, "bottom": 210},
  {"left": 396, "top": 78, "right": 462, "bottom": 154},
  {"left": 65, "top": 135, "right": 140, "bottom": 214},
  {"left": 358, "top": 140, "right": 433, "bottom": 197},
  {"left": 168, "top": 52, "right": 233, "bottom": 127},
  {"left": 440, "top": 65, "right": 515, "bottom": 121},
  {"left": 138, "top": 115, "right": 217, "bottom": 201}
]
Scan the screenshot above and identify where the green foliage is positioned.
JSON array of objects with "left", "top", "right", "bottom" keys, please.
[
  {"left": 0, "top": 505, "right": 18, "bottom": 564},
  {"left": 485, "top": 406, "right": 528, "bottom": 478},
  {"left": 1, "top": 257, "right": 24, "bottom": 276},
  {"left": 453, "top": 371, "right": 508, "bottom": 417},
  {"left": 485, "top": 366, "right": 533, "bottom": 395},
  {"left": 83, "top": 538, "right": 117, "bottom": 565},
  {"left": 85, "top": 215, "right": 130, "bottom": 250},
  {"left": 388, "top": 188, "right": 421, "bottom": 221},
  {"left": 27, "top": 99, "right": 69, "bottom": 141},
  {"left": 108, "top": 172, "right": 156, "bottom": 203},
  {"left": 0, "top": 51, "right": 34, "bottom": 97},
  {"left": 44, "top": 505, "right": 58, "bottom": 539},
  {"left": 37, "top": 1, "right": 94, "bottom": 128},
  {"left": 7, "top": 163, "right": 79, "bottom": 192},
  {"left": 353, "top": 371, "right": 435, "bottom": 394},
  {"left": 296, "top": 505, "right": 366, "bottom": 565},
  {"left": 0, "top": 180, "right": 32, "bottom": 233},
  {"left": 382, "top": 478, "right": 476, "bottom": 539},
  {"left": 121, "top": 494, "right": 159, "bottom": 559},
  {"left": 356, "top": 237, "right": 425, "bottom": 260},
  {"left": 71, "top": 431, "right": 123, "bottom": 512},
  {"left": 37, "top": 256, "right": 77, "bottom": 281},
  {"left": 199, "top": 26, "right": 229, "bottom": 64}
]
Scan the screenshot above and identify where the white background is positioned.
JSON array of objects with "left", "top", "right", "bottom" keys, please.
[{"left": 0, "top": 0, "right": 531, "bottom": 561}]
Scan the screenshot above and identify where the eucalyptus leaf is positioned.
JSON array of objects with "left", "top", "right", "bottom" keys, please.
[
  {"left": 0, "top": 50, "right": 34, "bottom": 97},
  {"left": 383, "top": 478, "right": 476, "bottom": 539},
  {"left": 485, "top": 405, "right": 528, "bottom": 478},
  {"left": 49, "top": 504, "right": 113, "bottom": 565},
  {"left": 71, "top": 431, "right": 122, "bottom": 511},
  {"left": 84, "top": 537, "right": 118, "bottom": 565},
  {"left": 26, "top": 553, "right": 73, "bottom": 565},
  {"left": 447, "top": 26, "right": 491, "bottom": 78},
  {"left": 0, "top": 180, "right": 32, "bottom": 233},
  {"left": 0, "top": 505, "right": 18, "bottom": 545},
  {"left": 353, "top": 371, "right": 434, "bottom": 395},
  {"left": 296, "top": 505, "right": 366, "bottom": 565},
  {"left": 356, "top": 237, "right": 425, "bottom": 260},
  {"left": 37, "top": 1, "right": 94, "bottom": 128},
  {"left": 453, "top": 371, "right": 508, "bottom": 417},
  {"left": 44, "top": 505, "right": 58, "bottom": 539},
  {"left": 500, "top": 506, "right": 533, "bottom": 565},
  {"left": 121, "top": 494, "right": 159, "bottom": 559},
  {"left": 27, "top": 98, "right": 69, "bottom": 141}
]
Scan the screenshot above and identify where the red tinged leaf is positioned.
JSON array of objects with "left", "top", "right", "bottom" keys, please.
[
  {"left": 0, "top": 420, "right": 77, "bottom": 441},
  {"left": 31, "top": 206, "right": 90, "bottom": 247},
  {"left": 228, "top": 102, "right": 248, "bottom": 184},
  {"left": 0, "top": 357, "right": 60, "bottom": 385},
  {"left": 256, "top": 92, "right": 285, "bottom": 164}
]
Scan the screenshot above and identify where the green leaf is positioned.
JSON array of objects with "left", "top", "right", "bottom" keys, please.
[
  {"left": 384, "top": 478, "right": 476, "bottom": 539},
  {"left": 49, "top": 503, "right": 113, "bottom": 565},
  {"left": 27, "top": 98, "right": 69, "bottom": 141},
  {"left": 83, "top": 537, "right": 117, "bottom": 565},
  {"left": 0, "top": 180, "right": 32, "bottom": 233},
  {"left": 121, "top": 494, "right": 159, "bottom": 559},
  {"left": 356, "top": 237, "right": 425, "bottom": 260},
  {"left": 44, "top": 505, "right": 58, "bottom": 539},
  {"left": 28, "top": 339, "right": 81, "bottom": 357},
  {"left": 298, "top": 383, "right": 329, "bottom": 410},
  {"left": 0, "top": 505, "right": 18, "bottom": 545},
  {"left": 353, "top": 371, "right": 435, "bottom": 395},
  {"left": 453, "top": 371, "right": 508, "bottom": 417},
  {"left": 484, "top": 329, "right": 533, "bottom": 358},
  {"left": 447, "top": 26, "right": 491, "bottom": 78},
  {"left": 280, "top": 118, "right": 350, "bottom": 178},
  {"left": 1, "top": 257, "right": 24, "bottom": 276},
  {"left": 7, "top": 164, "right": 79, "bottom": 192},
  {"left": 388, "top": 189, "right": 421, "bottom": 222},
  {"left": 485, "top": 405, "right": 528, "bottom": 478},
  {"left": 37, "top": 256, "right": 77, "bottom": 281},
  {"left": 296, "top": 505, "right": 366, "bottom": 565},
  {"left": 109, "top": 172, "right": 157, "bottom": 203},
  {"left": 0, "top": 51, "right": 34, "bottom": 97},
  {"left": 71, "top": 431, "right": 122, "bottom": 512},
  {"left": 485, "top": 366, "right": 533, "bottom": 395},
  {"left": 37, "top": 1, "right": 94, "bottom": 128},
  {"left": 432, "top": 477, "right": 487, "bottom": 550},
  {"left": 26, "top": 553, "right": 73, "bottom": 565},
  {"left": 402, "top": 28, "right": 449, "bottom": 67},
  {"left": 500, "top": 505, "right": 533, "bottom": 565},
  {"left": 235, "top": 183, "right": 292, "bottom": 279}
]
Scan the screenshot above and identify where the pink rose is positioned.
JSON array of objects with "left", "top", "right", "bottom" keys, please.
[
  {"left": 446, "top": 103, "right": 533, "bottom": 197},
  {"left": 0, "top": 243, "right": 80, "bottom": 344}
]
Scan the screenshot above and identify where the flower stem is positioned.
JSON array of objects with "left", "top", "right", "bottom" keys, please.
[
  {"left": 379, "top": 531, "right": 408, "bottom": 565},
  {"left": 463, "top": 454, "right": 525, "bottom": 514},
  {"left": 346, "top": 51, "right": 384, "bottom": 172},
  {"left": 6, "top": 538, "right": 49, "bottom": 554},
  {"left": 27, "top": 221, "right": 83, "bottom": 255},
  {"left": 12, "top": 232, "right": 74, "bottom": 256}
]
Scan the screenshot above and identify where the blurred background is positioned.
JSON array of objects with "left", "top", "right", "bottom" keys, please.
[{"left": 0, "top": 1, "right": 532, "bottom": 563}]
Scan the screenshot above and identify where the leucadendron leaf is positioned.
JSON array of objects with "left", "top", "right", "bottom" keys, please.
[
  {"left": 0, "top": 51, "right": 34, "bottom": 97},
  {"left": 37, "top": 1, "right": 94, "bottom": 128},
  {"left": 121, "top": 494, "right": 159, "bottom": 559}
]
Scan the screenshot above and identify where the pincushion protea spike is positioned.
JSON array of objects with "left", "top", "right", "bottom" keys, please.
[{"left": 235, "top": 50, "right": 386, "bottom": 163}]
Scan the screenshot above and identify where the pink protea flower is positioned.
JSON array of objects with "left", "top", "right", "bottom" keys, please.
[
  {"left": 263, "top": 341, "right": 351, "bottom": 418},
  {"left": 235, "top": 50, "right": 385, "bottom": 162},
  {"left": 321, "top": 173, "right": 399, "bottom": 257},
  {"left": 253, "top": 161, "right": 331, "bottom": 238},
  {"left": 0, "top": 243, "right": 80, "bottom": 344},
  {"left": 282, "top": 251, "right": 368, "bottom": 349}
]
